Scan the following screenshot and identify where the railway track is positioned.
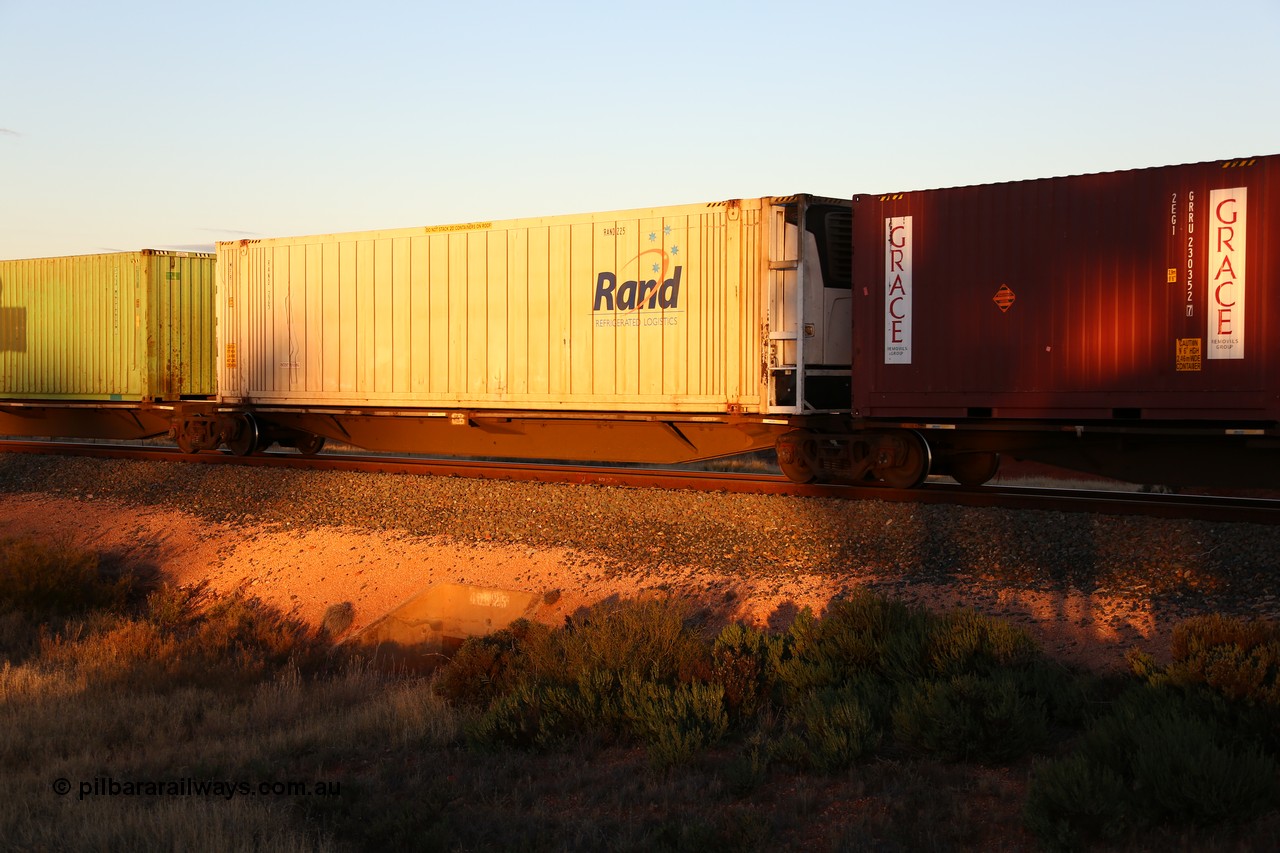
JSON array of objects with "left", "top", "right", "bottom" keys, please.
[{"left": 2, "top": 439, "right": 1277, "bottom": 525}]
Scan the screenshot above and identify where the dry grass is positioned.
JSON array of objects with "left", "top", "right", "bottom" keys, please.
[
  {"left": 0, "top": 650, "right": 457, "bottom": 851},
  {"left": 0, "top": 538, "right": 461, "bottom": 851}
]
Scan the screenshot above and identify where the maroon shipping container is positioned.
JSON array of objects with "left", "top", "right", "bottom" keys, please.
[{"left": 851, "top": 155, "right": 1277, "bottom": 425}]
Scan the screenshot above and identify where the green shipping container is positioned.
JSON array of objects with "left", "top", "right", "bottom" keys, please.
[{"left": 0, "top": 251, "right": 217, "bottom": 401}]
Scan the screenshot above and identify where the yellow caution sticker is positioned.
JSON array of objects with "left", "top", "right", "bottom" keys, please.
[{"left": 1175, "top": 338, "right": 1201, "bottom": 371}]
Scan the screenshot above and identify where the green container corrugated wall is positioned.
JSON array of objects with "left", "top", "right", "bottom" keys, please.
[{"left": 0, "top": 251, "right": 217, "bottom": 401}]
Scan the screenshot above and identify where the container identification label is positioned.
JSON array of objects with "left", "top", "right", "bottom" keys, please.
[
  {"left": 885, "top": 216, "right": 912, "bottom": 364},
  {"left": 1207, "top": 187, "right": 1246, "bottom": 359},
  {"left": 1170, "top": 190, "right": 1197, "bottom": 318}
]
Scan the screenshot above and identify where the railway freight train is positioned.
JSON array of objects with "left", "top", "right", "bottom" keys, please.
[{"left": 1, "top": 154, "right": 1276, "bottom": 490}]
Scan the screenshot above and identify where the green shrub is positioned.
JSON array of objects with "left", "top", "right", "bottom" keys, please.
[
  {"left": 711, "top": 622, "right": 783, "bottom": 722},
  {"left": 772, "top": 593, "right": 933, "bottom": 697},
  {"left": 467, "top": 667, "right": 729, "bottom": 767},
  {"left": 769, "top": 593, "right": 1066, "bottom": 767},
  {"left": 1016, "top": 659, "right": 1094, "bottom": 729},
  {"left": 435, "top": 620, "right": 551, "bottom": 707},
  {"left": 1130, "top": 614, "right": 1280, "bottom": 755},
  {"left": 1165, "top": 614, "right": 1280, "bottom": 706},
  {"left": 1024, "top": 753, "right": 1130, "bottom": 850},
  {"left": 445, "top": 597, "right": 727, "bottom": 761},
  {"left": 774, "top": 594, "right": 1045, "bottom": 692},
  {"left": 446, "top": 591, "right": 1075, "bottom": 772},
  {"left": 619, "top": 673, "right": 729, "bottom": 767},
  {"left": 1115, "top": 697, "right": 1277, "bottom": 826},
  {"left": 1133, "top": 709, "right": 1277, "bottom": 825},
  {"left": 1172, "top": 613, "right": 1278, "bottom": 659},
  {"left": 892, "top": 671, "right": 1049, "bottom": 762},
  {"left": 1078, "top": 686, "right": 1200, "bottom": 771},
  {"left": 785, "top": 683, "right": 883, "bottom": 771},
  {"left": 553, "top": 597, "right": 713, "bottom": 685},
  {"left": 465, "top": 676, "right": 581, "bottom": 742},
  {"left": 440, "top": 598, "right": 714, "bottom": 712},
  {"left": 925, "top": 608, "right": 1040, "bottom": 676},
  {"left": 1027, "top": 686, "right": 1280, "bottom": 846}
]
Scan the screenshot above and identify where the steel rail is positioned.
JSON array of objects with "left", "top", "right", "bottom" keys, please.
[{"left": 2, "top": 439, "right": 1277, "bottom": 525}]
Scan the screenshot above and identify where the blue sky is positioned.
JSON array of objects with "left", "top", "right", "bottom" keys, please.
[{"left": 2, "top": 0, "right": 1277, "bottom": 259}]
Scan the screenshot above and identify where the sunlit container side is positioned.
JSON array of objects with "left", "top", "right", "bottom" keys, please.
[
  {"left": 852, "top": 155, "right": 1277, "bottom": 423},
  {"left": 0, "top": 251, "right": 217, "bottom": 401},
  {"left": 217, "top": 197, "right": 851, "bottom": 415}
]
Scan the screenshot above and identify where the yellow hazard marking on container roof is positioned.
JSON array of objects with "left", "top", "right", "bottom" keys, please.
[
  {"left": 992, "top": 284, "right": 1016, "bottom": 313},
  {"left": 1175, "top": 338, "right": 1201, "bottom": 371}
]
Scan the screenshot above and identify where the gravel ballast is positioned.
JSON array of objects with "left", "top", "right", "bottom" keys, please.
[{"left": 2, "top": 453, "right": 1278, "bottom": 670}]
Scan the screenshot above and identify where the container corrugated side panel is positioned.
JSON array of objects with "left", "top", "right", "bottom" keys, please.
[
  {"left": 853, "top": 156, "right": 1277, "bottom": 421},
  {"left": 219, "top": 201, "right": 768, "bottom": 413},
  {"left": 0, "top": 253, "right": 143, "bottom": 400},
  {"left": 0, "top": 251, "right": 215, "bottom": 401}
]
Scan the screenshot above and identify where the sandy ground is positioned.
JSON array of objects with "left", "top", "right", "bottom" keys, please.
[{"left": 0, "top": 494, "right": 1173, "bottom": 672}]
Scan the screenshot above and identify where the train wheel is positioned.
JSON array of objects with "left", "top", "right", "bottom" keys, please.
[
  {"left": 226, "top": 415, "right": 260, "bottom": 457},
  {"left": 295, "top": 433, "right": 326, "bottom": 456},
  {"left": 776, "top": 430, "right": 817, "bottom": 484},
  {"left": 878, "top": 431, "right": 930, "bottom": 489},
  {"left": 948, "top": 452, "right": 1000, "bottom": 487},
  {"left": 172, "top": 417, "right": 202, "bottom": 454}
]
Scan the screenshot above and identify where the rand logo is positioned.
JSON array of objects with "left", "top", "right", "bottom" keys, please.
[{"left": 593, "top": 266, "right": 682, "bottom": 312}]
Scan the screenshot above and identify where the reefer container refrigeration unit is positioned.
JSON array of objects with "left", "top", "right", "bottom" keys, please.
[
  {"left": 0, "top": 250, "right": 217, "bottom": 441},
  {"left": 846, "top": 155, "right": 1278, "bottom": 488},
  {"left": 209, "top": 196, "right": 853, "bottom": 463}
]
